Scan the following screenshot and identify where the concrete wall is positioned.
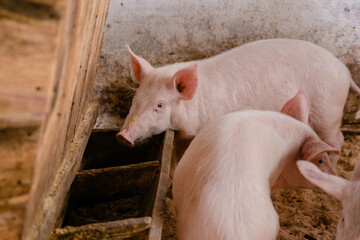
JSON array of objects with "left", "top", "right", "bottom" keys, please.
[{"left": 94, "top": 0, "right": 360, "bottom": 129}]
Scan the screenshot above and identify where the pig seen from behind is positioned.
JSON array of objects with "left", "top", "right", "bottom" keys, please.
[
  {"left": 117, "top": 39, "right": 360, "bottom": 172},
  {"left": 172, "top": 91, "right": 339, "bottom": 240},
  {"left": 297, "top": 159, "right": 360, "bottom": 240}
]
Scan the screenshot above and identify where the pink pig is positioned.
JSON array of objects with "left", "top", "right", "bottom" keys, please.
[
  {"left": 116, "top": 39, "right": 359, "bottom": 171},
  {"left": 297, "top": 159, "right": 360, "bottom": 240},
  {"left": 172, "top": 91, "right": 339, "bottom": 240}
]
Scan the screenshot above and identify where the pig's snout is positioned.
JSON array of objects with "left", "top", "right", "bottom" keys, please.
[{"left": 116, "top": 131, "right": 135, "bottom": 146}]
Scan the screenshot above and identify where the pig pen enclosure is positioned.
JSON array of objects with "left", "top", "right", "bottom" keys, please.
[
  {"left": 1, "top": 0, "right": 360, "bottom": 240},
  {"left": 95, "top": 1, "right": 360, "bottom": 239}
]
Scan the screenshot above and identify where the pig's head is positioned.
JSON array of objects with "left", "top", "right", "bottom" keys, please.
[
  {"left": 274, "top": 91, "right": 340, "bottom": 187},
  {"left": 297, "top": 160, "right": 360, "bottom": 240},
  {"left": 116, "top": 46, "right": 198, "bottom": 146}
]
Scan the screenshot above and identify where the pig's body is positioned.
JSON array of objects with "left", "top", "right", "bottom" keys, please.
[
  {"left": 173, "top": 108, "right": 337, "bottom": 240},
  {"left": 171, "top": 39, "right": 350, "bottom": 139},
  {"left": 118, "top": 39, "right": 357, "bottom": 169}
]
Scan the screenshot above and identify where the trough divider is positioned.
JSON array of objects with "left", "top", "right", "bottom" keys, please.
[
  {"left": 70, "top": 161, "right": 160, "bottom": 205},
  {"left": 148, "top": 129, "right": 175, "bottom": 240},
  {"left": 51, "top": 129, "right": 174, "bottom": 239}
]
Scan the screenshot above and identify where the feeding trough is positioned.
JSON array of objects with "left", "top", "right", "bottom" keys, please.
[{"left": 51, "top": 129, "right": 174, "bottom": 240}]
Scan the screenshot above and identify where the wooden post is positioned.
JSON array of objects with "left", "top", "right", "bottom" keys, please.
[
  {"left": 148, "top": 130, "right": 175, "bottom": 240},
  {"left": 22, "top": 1, "right": 110, "bottom": 239}
]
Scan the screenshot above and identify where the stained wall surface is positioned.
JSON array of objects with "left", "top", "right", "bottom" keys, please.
[{"left": 94, "top": 0, "right": 360, "bottom": 129}]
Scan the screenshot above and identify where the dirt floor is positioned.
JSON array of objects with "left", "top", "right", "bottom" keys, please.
[
  {"left": 162, "top": 131, "right": 360, "bottom": 240},
  {"left": 0, "top": 127, "right": 39, "bottom": 240}
]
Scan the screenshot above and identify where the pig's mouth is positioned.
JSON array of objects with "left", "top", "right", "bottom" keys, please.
[{"left": 116, "top": 132, "right": 135, "bottom": 147}]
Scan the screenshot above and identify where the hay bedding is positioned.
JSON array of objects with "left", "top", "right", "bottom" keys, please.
[{"left": 161, "top": 134, "right": 360, "bottom": 240}]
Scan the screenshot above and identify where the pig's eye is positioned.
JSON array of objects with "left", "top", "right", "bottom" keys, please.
[
  {"left": 154, "top": 103, "right": 164, "bottom": 112},
  {"left": 339, "top": 217, "right": 345, "bottom": 228}
]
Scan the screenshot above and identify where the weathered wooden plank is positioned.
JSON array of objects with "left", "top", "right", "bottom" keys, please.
[
  {"left": 341, "top": 125, "right": 360, "bottom": 134},
  {"left": 63, "top": 0, "right": 105, "bottom": 153},
  {"left": 63, "top": 195, "right": 141, "bottom": 227},
  {"left": 71, "top": 161, "right": 159, "bottom": 205},
  {"left": 0, "top": 116, "right": 43, "bottom": 129},
  {"left": 137, "top": 135, "right": 165, "bottom": 217},
  {"left": 51, "top": 217, "right": 151, "bottom": 240},
  {"left": 23, "top": 102, "right": 99, "bottom": 240},
  {"left": 22, "top": 0, "right": 110, "bottom": 239},
  {"left": 92, "top": 128, "right": 121, "bottom": 132},
  {"left": 0, "top": 2, "right": 62, "bottom": 237},
  {"left": 0, "top": 194, "right": 29, "bottom": 208},
  {"left": 54, "top": 192, "right": 70, "bottom": 229},
  {"left": 148, "top": 130, "right": 175, "bottom": 240},
  {"left": 0, "top": 0, "right": 61, "bottom": 127}
]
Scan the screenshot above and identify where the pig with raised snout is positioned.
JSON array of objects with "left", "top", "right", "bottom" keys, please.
[
  {"left": 297, "top": 159, "right": 360, "bottom": 240},
  {"left": 172, "top": 91, "right": 339, "bottom": 240},
  {"left": 116, "top": 38, "right": 360, "bottom": 172}
]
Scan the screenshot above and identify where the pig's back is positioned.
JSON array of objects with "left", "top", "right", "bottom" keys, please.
[
  {"left": 173, "top": 111, "right": 302, "bottom": 240},
  {"left": 195, "top": 39, "right": 351, "bottom": 129}
]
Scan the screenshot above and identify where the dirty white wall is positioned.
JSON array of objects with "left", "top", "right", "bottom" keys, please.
[{"left": 94, "top": 0, "right": 360, "bottom": 129}]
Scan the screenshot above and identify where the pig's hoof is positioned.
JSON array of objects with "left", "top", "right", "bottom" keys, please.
[{"left": 116, "top": 133, "right": 135, "bottom": 146}]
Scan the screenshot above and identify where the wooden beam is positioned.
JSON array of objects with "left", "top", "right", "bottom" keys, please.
[
  {"left": 0, "top": 0, "right": 61, "bottom": 128},
  {"left": 22, "top": 0, "right": 110, "bottom": 239},
  {"left": 341, "top": 125, "right": 360, "bottom": 134},
  {"left": 148, "top": 130, "right": 175, "bottom": 240},
  {"left": 51, "top": 217, "right": 151, "bottom": 240},
  {"left": 0, "top": 116, "right": 43, "bottom": 129},
  {"left": 23, "top": 102, "right": 99, "bottom": 239},
  {"left": 70, "top": 161, "right": 160, "bottom": 205}
]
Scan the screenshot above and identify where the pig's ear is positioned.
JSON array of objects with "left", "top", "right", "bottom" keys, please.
[
  {"left": 351, "top": 160, "right": 360, "bottom": 182},
  {"left": 280, "top": 90, "right": 310, "bottom": 124},
  {"left": 126, "top": 45, "right": 154, "bottom": 83},
  {"left": 297, "top": 160, "right": 347, "bottom": 200},
  {"left": 301, "top": 138, "right": 340, "bottom": 161},
  {"left": 173, "top": 64, "right": 198, "bottom": 100},
  {"left": 300, "top": 137, "right": 339, "bottom": 174}
]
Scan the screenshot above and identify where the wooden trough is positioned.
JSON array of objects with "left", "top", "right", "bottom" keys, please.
[{"left": 50, "top": 129, "right": 174, "bottom": 240}]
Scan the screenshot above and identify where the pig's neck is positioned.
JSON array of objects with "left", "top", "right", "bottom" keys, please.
[
  {"left": 243, "top": 115, "right": 309, "bottom": 188},
  {"left": 267, "top": 127, "right": 309, "bottom": 187},
  {"left": 188, "top": 64, "right": 250, "bottom": 134},
  {"left": 254, "top": 139, "right": 292, "bottom": 188},
  {"left": 170, "top": 97, "right": 201, "bottom": 137},
  {"left": 170, "top": 77, "right": 235, "bottom": 136},
  {"left": 267, "top": 146, "right": 299, "bottom": 187}
]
